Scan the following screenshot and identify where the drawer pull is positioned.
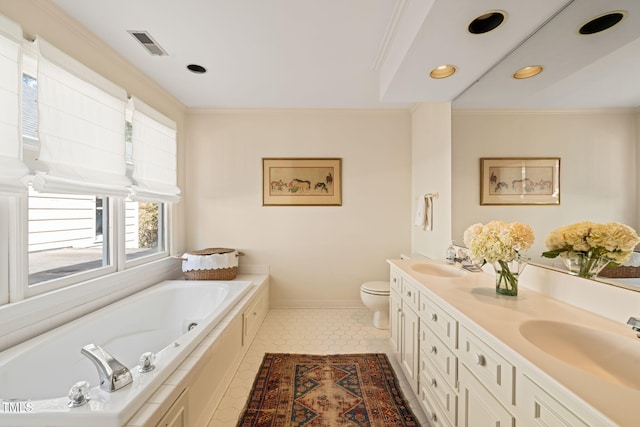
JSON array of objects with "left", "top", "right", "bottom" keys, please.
[
  {"left": 431, "top": 413, "right": 437, "bottom": 422},
  {"left": 393, "top": 277, "right": 397, "bottom": 283},
  {"left": 430, "top": 377, "right": 437, "bottom": 387},
  {"left": 430, "top": 345, "right": 437, "bottom": 354},
  {"left": 431, "top": 313, "right": 438, "bottom": 321},
  {"left": 474, "top": 353, "right": 486, "bottom": 366},
  {"left": 407, "top": 291, "right": 412, "bottom": 297}
]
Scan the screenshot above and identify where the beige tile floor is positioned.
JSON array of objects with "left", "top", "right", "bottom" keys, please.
[{"left": 208, "top": 308, "right": 428, "bottom": 426}]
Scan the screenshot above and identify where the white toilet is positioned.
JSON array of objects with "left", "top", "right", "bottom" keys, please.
[{"left": 360, "top": 281, "right": 390, "bottom": 329}]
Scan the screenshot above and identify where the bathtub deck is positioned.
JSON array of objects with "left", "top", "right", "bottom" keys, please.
[{"left": 208, "top": 308, "right": 428, "bottom": 426}]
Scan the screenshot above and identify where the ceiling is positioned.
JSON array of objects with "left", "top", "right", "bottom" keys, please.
[{"left": 50, "top": 0, "right": 640, "bottom": 110}]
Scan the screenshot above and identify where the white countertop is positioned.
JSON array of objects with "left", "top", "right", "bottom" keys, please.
[{"left": 389, "top": 258, "right": 640, "bottom": 427}]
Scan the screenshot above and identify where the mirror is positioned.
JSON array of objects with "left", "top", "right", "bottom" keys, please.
[{"left": 451, "top": 0, "right": 640, "bottom": 290}]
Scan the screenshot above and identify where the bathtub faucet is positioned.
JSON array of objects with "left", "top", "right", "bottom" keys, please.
[{"left": 81, "top": 344, "right": 133, "bottom": 392}]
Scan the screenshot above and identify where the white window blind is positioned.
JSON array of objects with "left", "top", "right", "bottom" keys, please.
[
  {"left": 0, "top": 14, "right": 28, "bottom": 194},
  {"left": 33, "top": 38, "right": 130, "bottom": 196},
  {"left": 128, "top": 97, "right": 180, "bottom": 203}
]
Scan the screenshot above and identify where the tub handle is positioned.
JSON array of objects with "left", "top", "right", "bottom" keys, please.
[
  {"left": 68, "top": 381, "right": 91, "bottom": 408},
  {"left": 139, "top": 352, "right": 156, "bottom": 373}
]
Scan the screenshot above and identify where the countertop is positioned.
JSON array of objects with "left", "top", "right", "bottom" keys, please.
[{"left": 389, "top": 258, "right": 640, "bottom": 427}]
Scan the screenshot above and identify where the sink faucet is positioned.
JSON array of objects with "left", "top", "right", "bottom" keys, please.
[{"left": 81, "top": 344, "right": 133, "bottom": 392}]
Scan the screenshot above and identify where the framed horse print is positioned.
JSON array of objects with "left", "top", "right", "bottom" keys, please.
[
  {"left": 262, "top": 158, "right": 342, "bottom": 206},
  {"left": 480, "top": 157, "right": 560, "bottom": 205}
]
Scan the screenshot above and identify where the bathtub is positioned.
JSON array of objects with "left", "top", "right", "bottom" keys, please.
[{"left": 0, "top": 279, "right": 252, "bottom": 427}]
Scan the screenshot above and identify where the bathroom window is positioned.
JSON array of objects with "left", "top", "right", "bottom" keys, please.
[
  {"left": 27, "top": 187, "right": 113, "bottom": 289},
  {"left": 125, "top": 200, "right": 165, "bottom": 263},
  {"left": 1, "top": 39, "right": 176, "bottom": 305}
]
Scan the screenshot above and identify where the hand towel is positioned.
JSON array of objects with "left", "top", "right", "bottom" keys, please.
[{"left": 425, "top": 196, "right": 433, "bottom": 231}]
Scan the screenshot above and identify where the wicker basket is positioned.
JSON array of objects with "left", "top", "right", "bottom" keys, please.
[
  {"left": 599, "top": 245, "right": 640, "bottom": 278},
  {"left": 598, "top": 264, "right": 640, "bottom": 279},
  {"left": 181, "top": 248, "right": 244, "bottom": 280}
]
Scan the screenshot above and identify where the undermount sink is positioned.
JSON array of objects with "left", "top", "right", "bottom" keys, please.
[
  {"left": 519, "top": 320, "right": 640, "bottom": 391},
  {"left": 410, "top": 263, "right": 466, "bottom": 278}
]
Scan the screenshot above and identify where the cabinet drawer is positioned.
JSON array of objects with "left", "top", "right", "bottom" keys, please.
[
  {"left": 420, "top": 322, "right": 457, "bottom": 388},
  {"left": 459, "top": 365, "right": 514, "bottom": 427},
  {"left": 520, "top": 375, "right": 589, "bottom": 427},
  {"left": 421, "top": 354, "right": 457, "bottom": 427},
  {"left": 390, "top": 269, "right": 403, "bottom": 294},
  {"left": 402, "top": 279, "right": 420, "bottom": 313},
  {"left": 420, "top": 293, "right": 458, "bottom": 349},
  {"left": 419, "top": 376, "right": 453, "bottom": 427},
  {"left": 243, "top": 289, "right": 267, "bottom": 345},
  {"left": 459, "top": 326, "right": 515, "bottom": 405}
]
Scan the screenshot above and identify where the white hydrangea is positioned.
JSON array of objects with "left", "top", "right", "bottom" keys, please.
[
  {"left": 543, "top": 221, "right": 640, "bottom": 264},
  {"left": 464, "top": 220, "right": 535, "bottom": 263}
]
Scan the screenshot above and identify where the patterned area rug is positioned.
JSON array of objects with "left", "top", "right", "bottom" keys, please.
[{"left": 236, "top": 353, "right": 420, "bottom": 427}]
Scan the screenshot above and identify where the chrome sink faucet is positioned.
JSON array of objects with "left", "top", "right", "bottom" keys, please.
[
  {"left": 81, "top": 343, "right": 133, "bottom": 392},
  {"left": 627, "top": 317, "right": 640, "bottom": 338}
]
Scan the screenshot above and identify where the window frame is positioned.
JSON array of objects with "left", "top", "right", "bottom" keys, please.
[{"left": 11, "top": 51, "right": 172, "bottom": 302}]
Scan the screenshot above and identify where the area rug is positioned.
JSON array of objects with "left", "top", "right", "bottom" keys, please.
[{"left": 237, "top": 353, "right": 420, "bottom": 427}]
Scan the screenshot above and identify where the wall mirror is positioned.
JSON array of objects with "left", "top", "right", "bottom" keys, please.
[{"left": 451, "top": 0, "right": 640, "bottom": 291}]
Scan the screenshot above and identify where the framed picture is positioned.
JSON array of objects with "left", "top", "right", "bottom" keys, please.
[
  {"left": 262, "top": 158, "right": 342, "bottom": 206},
  {"left": 480, "top": 157, "right": 560, "bottom": 205}
]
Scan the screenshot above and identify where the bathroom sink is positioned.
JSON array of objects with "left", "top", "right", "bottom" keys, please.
[
  {"left": 519, "top": 320, "right": 640, "bottom": 391},
  {"left": 410, "top": 263, "right": 466, "bottom": 278}
]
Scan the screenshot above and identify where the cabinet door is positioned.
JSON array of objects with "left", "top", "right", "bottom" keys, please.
[
  {"left": 400, "top": 304, "right": 420, "bottom": 392},
  {"left": 459, "top": 366, "right": 514, "bottom": 427},
  {"left": 389, "top": 289, "right": 402, "bottom": 355},
  {"left": 156, "top": 388, "right": 188, "bottom": 427},
  {"left": 520, "top": 375, "right": 589, "bottom": 427}
]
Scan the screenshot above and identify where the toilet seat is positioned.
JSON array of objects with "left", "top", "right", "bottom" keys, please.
[{"left": 361, "top": 281, "right": 390, "bottom": 296}]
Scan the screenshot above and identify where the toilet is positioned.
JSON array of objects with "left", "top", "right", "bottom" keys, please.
[{"left": 360, "top": 281, "right": 390, "bottom": 329}]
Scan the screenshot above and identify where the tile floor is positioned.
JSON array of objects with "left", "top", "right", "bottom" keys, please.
[{"left": 208, "top": 308, "right": 429, "bottom": 426}]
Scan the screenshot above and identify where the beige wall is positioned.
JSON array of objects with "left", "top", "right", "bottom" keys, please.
[
  {"left": 452, "top": 109, "right": 638, "bottom": 265},
  {"left": 0, "top": 0, "right": 189, "bottom": 254},
  {"left": 186, "top": 109, "right": 412, "bottom": 307},
  {"left": 411, "top": 102, "right": 453, "bottom": 258}
]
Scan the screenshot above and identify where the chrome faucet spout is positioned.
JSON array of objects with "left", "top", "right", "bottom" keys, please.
[{"left": 81, "top": 343, "right": 133, "bottom": 392}]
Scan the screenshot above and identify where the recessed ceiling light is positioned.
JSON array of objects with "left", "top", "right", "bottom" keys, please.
[
  {"left": 513, "top": 65, "right": 543, "bottom": 79},
  {"left": 468, "top": 11, "right": 506, "bottom": 35},
  {"left": 578, "top": 11, "right": 626, "bottom": 35},
  {"left": 187, "top": 64, "right": 207, "bottom": 74},
  {"left": 429, "top": 65, "right": 457, "bottom": 79}
]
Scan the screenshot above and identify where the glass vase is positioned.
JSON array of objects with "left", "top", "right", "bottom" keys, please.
[
  {"left": 493, "top": 257, "right": 528, "bottom": 296},
  {"left": 560, "top": 252, "right": 610, "bottom": 279}
]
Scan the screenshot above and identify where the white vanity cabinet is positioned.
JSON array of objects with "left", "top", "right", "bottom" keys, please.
[{"left": 389, "top": 260, "right": 626, "bottom": 427}]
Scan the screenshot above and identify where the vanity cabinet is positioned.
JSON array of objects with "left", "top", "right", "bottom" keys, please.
[{"left": 389, "top": 261, "right": 623, "bottom": 427}]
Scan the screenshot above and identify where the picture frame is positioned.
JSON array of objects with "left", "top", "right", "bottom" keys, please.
[
  {"left": 262, "top": 158, "right": 342, "bottom": 206},
  {"left": 480, "top": 157, "right": 560, "bottom": 205}
]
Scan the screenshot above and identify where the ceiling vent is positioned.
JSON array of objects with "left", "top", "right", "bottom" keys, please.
[{"left": 127, "top": 30, "right": 168, "bottom": 56}]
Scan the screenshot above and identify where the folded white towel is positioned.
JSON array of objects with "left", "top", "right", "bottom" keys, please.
[{"left": 414, "top": 196, "right": 427, "bottom": 229}]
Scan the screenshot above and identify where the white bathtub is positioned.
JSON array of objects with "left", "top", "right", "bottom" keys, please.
[{"left": 0, "top": 280, "right": 252, "bottom": 427}]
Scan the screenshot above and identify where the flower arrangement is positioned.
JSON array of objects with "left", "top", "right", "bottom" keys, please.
[
  {"left": 542, "top": 221, "right": 640, "bottom": 277},
  {"left": 463, "top": 221, "right": 535, "bottom": 295}
]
